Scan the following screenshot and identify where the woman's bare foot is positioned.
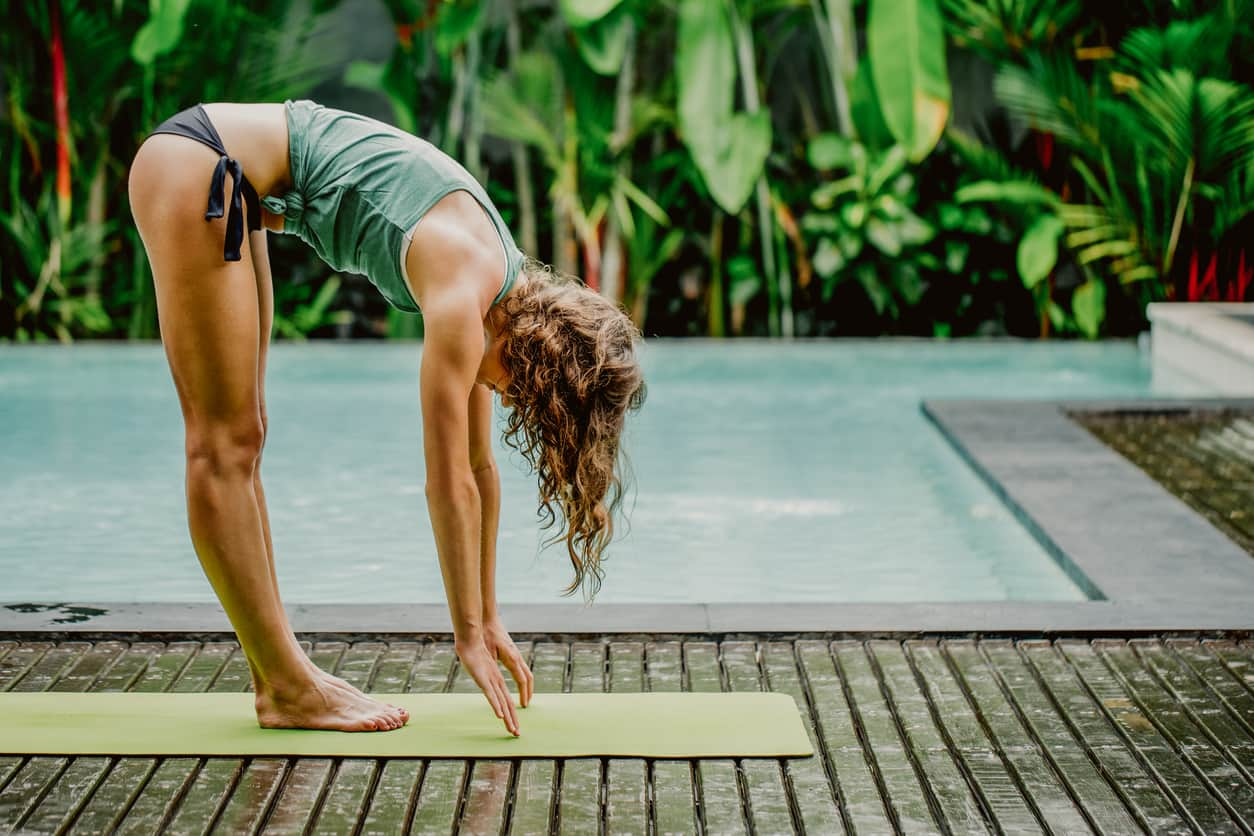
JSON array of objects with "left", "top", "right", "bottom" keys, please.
[
  {"left": 304, "top": 665, "right": 411, "bottom": 724},
  {"left": 255, "top": 672, "right": 408, "bottom": 732}
]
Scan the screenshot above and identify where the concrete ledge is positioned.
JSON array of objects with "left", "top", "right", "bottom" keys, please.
[
  {"left": 2, "top": 600, "right": 1251, "bottom": 636},
  {"left": 1148, "top": 302, "right": 1254, "bottom": 394},
  {"left": 921, "top": 397, "right": 1254, "bottom": 631}
]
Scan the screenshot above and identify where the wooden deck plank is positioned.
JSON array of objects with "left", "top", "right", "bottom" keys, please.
[
  {"left": 645, "top": 641, "right": 697, "bottom": 836},
  {"left": 408, "top": 760, "right": 467, "bottom": 836},
  {"left": 685, "top": 642, "right": 747, "bottom": 836},
  {"left": 723, "top": 640, "right": 795, "bottom": 835},
  {"left": 408, "top": 642, "right": 464, "bottom": 836},
  {"left": 0, "top": 642, "right": 92, "bottom": 831},
  {"left": 1139, "top": 640, "right": 1254, "bottom": 764},
  {"left": 456, "top": 641, "right": 534, "bottom": 834},
  {"left": 761, "top": 641, "right": 844, "bottom": 835},
  {"left": 559, "top": 642, "right": 604, "bottom": 835},
  {"left": 1059, "top": 640, "right": 1242, "bottom": 834},
  {"left": 68, "top": 758, "right": 158, "bottom": 835},
  {"left": 370, "top": 641, "right": 422, "bottom": 692},
  {"left": 1171, "top": 641, "right": 1254, "bottom": 734},
  {"left": 0, "top": 634, "right": 1249, "bottom": 836},
  {"left": 1099, "top": 640, "right": 1254, "bottom": 825},
  {"left": 334, "top": 640, "right": 387, "bottom": 689},
  {"left": 212, "top": 758, "right": 286, "bottom": 835},
  {"left": 21, "top": 642, "right": 145, "bottom": 835},
  {"left": 311, "top": 759, "right": 379, "bottom": 835},
  {"left": 70, "top": 642, "right": 199, "bottom": 833},
  {"left": 508, "top": 642, "right": 565, "bottom": 836},
  {"left": 95, "top": 641, "right": 166, "bottom": 692},
  {"left": 833, "top": 640, "right": 939, "bottom": 833},
  {"left": 943, "top": 640, "right": 1092, "bottom": 834},
  {"left": 357, "top": 759, "right": 421, "bottom": 836},
  {"left": 136, "top": 643, "right": 249, "bottom": 836},
  {"left": 1211, "top": 641, "right": 1254, "bottom": 691},
  {"left": 869, "top": 641, "right": 989, "bottom": 833},
  {"left": 0, "top": 641, "right": 53, "bottom": 691},
  {"left": 795, "top": 640, "right": 893, "bottom": 834},
  {"left": 605, "top": 641, "right": 648, "bottom": 836},
  {"left": 980, "top": 640, "right": 1142, "bottom": 834},
  {"left": 260, "top": 759, "right": 334, "bottom": 836},
  {"left": 1020, "top": 641, "right": 1190, "bottom": 834}
]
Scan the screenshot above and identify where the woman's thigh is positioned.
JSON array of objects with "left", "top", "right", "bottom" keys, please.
[{"left": 128, "top": 135, "right": 263, "bottom": 437}]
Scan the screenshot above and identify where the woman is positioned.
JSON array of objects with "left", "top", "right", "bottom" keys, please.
[{"left": 127, "top": 99, "right": 646, "bottom": 736}]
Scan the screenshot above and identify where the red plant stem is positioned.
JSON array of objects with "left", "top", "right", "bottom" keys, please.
[{"left": 50, "top": 0, "right": 71, "bottom": 225}]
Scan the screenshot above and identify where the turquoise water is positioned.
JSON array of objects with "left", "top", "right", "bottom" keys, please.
[{"left": 0, "top": 341, "right": 1209, "bottom": 604}]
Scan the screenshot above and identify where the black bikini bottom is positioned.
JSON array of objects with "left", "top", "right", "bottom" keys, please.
[{"left": 147, "top": 103, "right": 262, "bottom": 262}]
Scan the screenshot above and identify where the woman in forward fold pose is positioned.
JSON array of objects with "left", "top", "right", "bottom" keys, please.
[{"left": 127, "top": 100, "right": 646, "bottom": 736}]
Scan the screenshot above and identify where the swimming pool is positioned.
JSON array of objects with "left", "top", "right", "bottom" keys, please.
[{"left": 0, "top": 341, "right": 1211, "bottom": 605}]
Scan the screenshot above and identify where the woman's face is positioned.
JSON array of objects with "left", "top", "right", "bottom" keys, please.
[{"left": 476, "top": 332, "right": 514, "bottom": 407}]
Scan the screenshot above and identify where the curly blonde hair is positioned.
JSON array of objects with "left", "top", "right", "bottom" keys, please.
[{"left": 494, "top": 257, "right": 647, "bottom": 602}]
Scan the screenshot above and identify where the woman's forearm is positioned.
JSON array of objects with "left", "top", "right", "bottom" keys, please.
[
  {"left": 473, "top": 460, "right": 501, "bottom": 621},
  {"left": 425, "top": 474, "right": 486, "bottom": 640}
]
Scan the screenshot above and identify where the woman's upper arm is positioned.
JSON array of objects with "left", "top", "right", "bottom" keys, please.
[{"left": 419, "top": 289, "right": 484, "bottom": 485}]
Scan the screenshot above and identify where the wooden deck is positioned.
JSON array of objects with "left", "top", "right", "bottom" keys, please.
[
  {"left": 1077, "top": 410, "right": 1254, "bottom": 557},
  {"left": 1, "top": 636, "right": 1252, "bottom": 834}
]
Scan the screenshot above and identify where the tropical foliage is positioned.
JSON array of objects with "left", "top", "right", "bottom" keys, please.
[{"left": 1, "top": 0, "right": 1250, "bottom": 342}]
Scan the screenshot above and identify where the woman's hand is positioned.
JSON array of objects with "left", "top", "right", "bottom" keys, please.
[
  {"left": 483, "top": 618, "right": 534, "bottom": 708},
  {"left": 455, "top": 636, "right": 521, "bottom": 736}
]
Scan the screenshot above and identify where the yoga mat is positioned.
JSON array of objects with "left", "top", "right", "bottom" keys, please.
[{"left": 0, "top": 692, "right": 813, "bottom": 758}]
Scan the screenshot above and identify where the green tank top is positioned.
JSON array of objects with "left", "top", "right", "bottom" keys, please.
[{"left": 259, "top": 99, "right": 523, "bottom": 314}]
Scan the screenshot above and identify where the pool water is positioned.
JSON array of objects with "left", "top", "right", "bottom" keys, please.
[{"left": 0, "top": 341, "right": 1210, "bottom": 604}]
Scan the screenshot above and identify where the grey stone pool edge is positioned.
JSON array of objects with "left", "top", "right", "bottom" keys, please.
[{"left": 5, "top": 397, "right": 1253, "bottom": 636}]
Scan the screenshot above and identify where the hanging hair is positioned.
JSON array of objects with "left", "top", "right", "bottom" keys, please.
[{"left": 494, "top": 257, "right": 647, "bottom": 602}]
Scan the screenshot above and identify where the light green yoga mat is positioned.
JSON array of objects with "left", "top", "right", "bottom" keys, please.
[{"left": 0, "top": 692, "right": 813, "bottom": 758}]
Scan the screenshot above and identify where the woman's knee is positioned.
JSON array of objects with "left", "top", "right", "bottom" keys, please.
[{"left": 185, "top": 416, "right": 266, "bottom": 478}]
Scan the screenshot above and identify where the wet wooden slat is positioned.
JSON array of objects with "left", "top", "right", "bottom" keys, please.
[
  {"left": 1170, "top": 641, "right": 1254, "bottom": 735},
  {"left": 408, "top": 642, "right": 464, "bottom": 835},
  {"left": 796, "top": 640, "right": 892, "bottom": 833},
  {"left": 0, "top": 642, "right": 92, "bottom": 831},
  {"left": 409, "top": 759, "right": 467, "bottom": 836},
  {"left": 760, "top": 642, "right": 843, "bottom": 835},
  {"left": 454, "top": 640, "right": 533, "bottom": 834},
  {"left": 212, "top": 758, "right": 286, "bottom": 835},
  {"left": 260, "top": 759, "right": 334, "bottom": 836},
  {"left": 1097, "top": 640, "right": 1254, "bottom": 826},
  {"left": 559, "top": 642, "right": 603, "bottom": 835},
  {"left": 0, "top": 642, "right": 52, "bottom": 691},
  {"left": 20, "top": 642, "right": 136, "bottom": 834},
  {"left": 1020, "top": 641, "right": 1190, "bottom": 834},
  {"left": 357, "top": 759, "right": 421, "bottom": 836},
  {"left": 685, "top": 642, "right": 746, "bottom": 836},
  {"left": 645, "top": 641, "right": 696, "bottom": 836},
  {"left": 980, "top": 640, "right": 1141, "bottom": 833},
  {"left": 905, "top": 641, "right": 1040, "bottom": 834},
  {"left": 605, "top": 641, "right": 647, "bottom": 836},
  {"left": 1059, "top": 640, "right": 1242, "bottom": 834},
  {"left": 944, "top": 640, "right": 1092, "bottom": 834},
  {"left": 869, "top": 641, "right": 988, "bottom": 833},
  {"left": 833, "top": 640, "right": 939, "bottom": 833},
  {"left": 128, "top": 643, "right": 248, "bottom": 836},
  {"left": 311, "top": 759, "right": 379, "bottom": 835},
  {"left": 370, "top": 641, "right": 422, "bottom": 693},
  {"left": 508, "top": 642, "right": 567, "bottom": 835},
  {"left": 1136, "top": 640, "right": 1254, "bottom": 774},
  {"left": 71, "top": 642, "right": 199, "bottom": 834},
  {"left": 723, "top": 640, "right": 795, "bottom": 835}
]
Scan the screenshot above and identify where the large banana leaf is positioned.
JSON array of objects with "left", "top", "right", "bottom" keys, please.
[
  {"left": 676, "top": 0, "right": 772, "bottom": 213},
  {"left": 867, "top": 0, "right": 950, "bottom": 161}
]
